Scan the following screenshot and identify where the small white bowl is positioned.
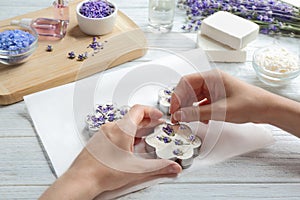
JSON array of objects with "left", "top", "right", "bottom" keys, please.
[
  {"left": 252, "top": 45, "right": 300, "bottom": 87},
  {"left": 76, "top": 0, "right": 118, "bottom": 36}
]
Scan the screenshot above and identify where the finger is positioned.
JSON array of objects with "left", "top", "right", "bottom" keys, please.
[
  {"left": 114, "top": 168, "right": 181, "bottom": 194},
  {"left": 126, "top": 105, "right": 163, "bottom": 126},
  {"left": 131, "top": 160, "right": 181, "bottom": 185},
  {"left": 136, "top": 119, "right": 165, "bottom": 139},
  {"left": 151, "top": 162, "right": 182, "bottom": 175},
  {"left": 170, "top": 73, "right": 207, "bottom": 114},
  {"left": 138, "top": 118, "right": 165, "bottom": 130},
  {"left": 172, "top": 98, "right": 227, "bottom": 123},
  {"left": 172, "top": 105, "right": 212, "bottom": 123},
  {"left": 169, "top": 76, "right": 192, "bottom": 114},
  {"left": 116, "top": 105, "right": 163, "bottom": 138},
  {"left": 170, "top": 76, "right": 196, "bottom": 114},
  {"left": 141, "top": 159, "right": 182, "bottom": 176},
  {"left": 176, "top": 97, "right": 209, "bottom": 121},
  {"left": 87, "top": 130, "right": 180, "bottom": 173}
]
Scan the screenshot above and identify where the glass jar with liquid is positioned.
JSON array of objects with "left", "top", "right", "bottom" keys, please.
[
  {"left": 11, "top": 18, "right": 68, "bottom": 40},
  {"left": 148, "top": 0, "right": 175, "bottom": 33},
  {"left": 53, "top": 0, "right": 70, "bottom": 23}
]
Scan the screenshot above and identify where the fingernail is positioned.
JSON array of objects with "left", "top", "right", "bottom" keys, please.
[
  {"left": 151, "top": 109, "right": 163, "bottom": 119},
  {"left": 174, "top": 111, "right": 184, "bottom": 121},
  {"left": 168, "top": 164, "right": 180, "bottom": 174}
]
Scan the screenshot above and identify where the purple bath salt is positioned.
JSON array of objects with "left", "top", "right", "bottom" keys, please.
[
  {"left": 0, "top": 29, "right": 35, "bottom": 52},
  {"left": 80, "top": 0, "right": 115, "bottom": 19}
]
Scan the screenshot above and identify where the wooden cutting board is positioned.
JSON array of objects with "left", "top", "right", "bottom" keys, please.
[{"left": 0, "top": 0, "right": 147, "bottom": 105}]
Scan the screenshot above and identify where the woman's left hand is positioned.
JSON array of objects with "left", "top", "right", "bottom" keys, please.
[{"left": 40, "top": 105, "right": 182, "bottom": 200}]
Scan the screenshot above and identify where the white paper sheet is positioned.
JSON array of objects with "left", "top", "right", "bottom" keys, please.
[{"left": 24, "top": 49, "right": 274, "bottom": 199}]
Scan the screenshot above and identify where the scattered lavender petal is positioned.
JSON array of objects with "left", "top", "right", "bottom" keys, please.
[
  {"left": 68, "top": 51, "right": 76, "bottom": 59},
  {"left": 46, "top": 45, "right": 53, "bottom": 52}
]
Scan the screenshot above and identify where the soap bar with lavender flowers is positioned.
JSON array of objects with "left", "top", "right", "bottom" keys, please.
[
  {"left": 201, "top": 11, "right": 259, "bottom": 50},
  {"left": 145, "top": 123, "right": 202, "bottom": 169},
  {"left": 197, "top": 33, "right": 246, "bottom": 63}
]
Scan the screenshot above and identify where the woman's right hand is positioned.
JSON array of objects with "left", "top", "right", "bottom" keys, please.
[{"left": 170, "top": 69, "right": 273, "bottom": 124}]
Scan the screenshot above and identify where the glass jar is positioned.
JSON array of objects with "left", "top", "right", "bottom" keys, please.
[{"left": 148, "top": 0, "right": 175, "bottom": 33}]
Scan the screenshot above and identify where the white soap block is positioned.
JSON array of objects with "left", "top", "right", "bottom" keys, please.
[
  {"left": 197, "top": 33, "right": 246, "bottom": 63},
  {"left": 201, "top": 11, "right": 259, "bottom": 50}
]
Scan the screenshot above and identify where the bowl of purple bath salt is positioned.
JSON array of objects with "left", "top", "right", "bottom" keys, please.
[
  {"left": 76, "top": 0, "right": 118, "bottom": 35},
  {"left": 0, "top": 25, "right": 38, "bottom": 65}
]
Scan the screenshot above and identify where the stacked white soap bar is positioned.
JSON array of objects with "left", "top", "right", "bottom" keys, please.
[
  {"left": 198, "top": 11, "right": 259, "bottom": 62},
  {"left": 197, "top": 33, "right": 246, "bottom": 63},
  {"left": 201, "top": 11, "right": 259, "bottom": 49}
]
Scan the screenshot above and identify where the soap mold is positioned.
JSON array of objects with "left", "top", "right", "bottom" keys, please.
[
  {"left": 157, "top": 86, "right": 174, "bottom": 115},
  {"left": 85, "top": 103, "right": 130, "bottom": 137},
  {"left": 145, "top": 123, "right": 202, "bottom": 168}
]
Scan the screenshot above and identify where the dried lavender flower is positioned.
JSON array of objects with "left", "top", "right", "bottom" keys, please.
[
  {"left": 85, "top": 103, "right": 130, "bottom": 137},
  {"left": 79, "top": 0, "right": 115, "bottom": 19},
  {"left": 87, "top": 37, "right": 106, "bottom": 55},
  {"left": 178, "top": 0, "right": 300, "bottom": 38},
  {"left": 77, "top": 53, "right": 85, "bottom": 61},
  {"left": 68, "top": 51, "right": 76, "bottom": 59},
  {"left": 46, "top": 45, "right": 53, "bottom": 52}
]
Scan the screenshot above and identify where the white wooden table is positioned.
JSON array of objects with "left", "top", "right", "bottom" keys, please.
[{"left": 1, "top": 0, "right": 300, "bottom": 199}]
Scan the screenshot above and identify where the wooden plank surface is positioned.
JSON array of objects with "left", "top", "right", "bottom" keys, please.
[
  {"left": 2, "top": 184, "right": 300, "bottom": 200},
  {"left": 0, "top": 0, "right": 147, "bottom": 105},
  {"left": 0, "top": 0, "right": 300, "bottom": 199}
]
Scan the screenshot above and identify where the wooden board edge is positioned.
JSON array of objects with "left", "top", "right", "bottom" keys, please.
[
  {"left": 0, "top": 0, "right": 148, "bottom": 105},
  {"left": 0, "top": 48, "right": 147, "bottom": 105}
]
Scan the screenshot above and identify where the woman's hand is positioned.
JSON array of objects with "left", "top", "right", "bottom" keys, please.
[
  {"left": 40, "top": 105, "right": 182, "bottom": 200},
  {"left": 170, "top": 69, "right": 272, "bottom": 124},
  {"left": 170, "top": 69, "right": 300, "bottom": 137}
]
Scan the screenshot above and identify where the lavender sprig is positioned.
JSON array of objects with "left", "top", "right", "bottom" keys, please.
[{"left": 178, "top": 0, "right": 300, "bottom": 38}]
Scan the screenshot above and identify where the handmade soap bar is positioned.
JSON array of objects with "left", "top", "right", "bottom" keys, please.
[
  {"left": 157, "top": 87, "right": 174, "bottom": 115},
  {"left": 145, "top": 123, "right": 202, "bottom": 169},
  {"left": 85, "top": 103, "right": 130, "bottom": 137},
  {"left": 197, "top": 33, "right": 246, "bottom": 62},
  {"left": 201, "top": 11, "right": 259, "bottom": 50}
]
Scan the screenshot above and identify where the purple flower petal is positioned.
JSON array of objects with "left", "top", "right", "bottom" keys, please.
[
  {"left": 80, "top": 0, "right": 115, "bottom": 19},
  {"left": 173, "top": 149, "right": 183, "bottom": 156},
  {"left": 162, "top": 124, "right": 175, "bottom": 136}
]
